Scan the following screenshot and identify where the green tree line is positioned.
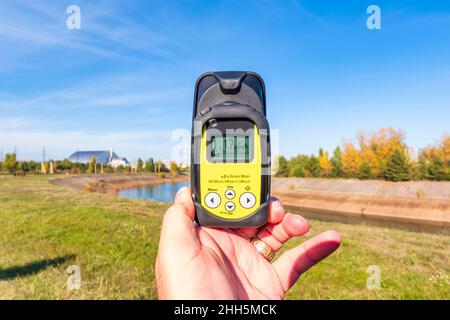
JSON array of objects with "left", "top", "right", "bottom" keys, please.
[
  {"left": 275, "top": 128, "right": 450, "bottom": 181},
  {"left": 0, "top": 155, "right": 179, "bottom": 175}
]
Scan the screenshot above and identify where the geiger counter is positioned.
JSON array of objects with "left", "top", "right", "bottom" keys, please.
[{"left": 191, "top": 71, "right": 271, "bottom": 227}]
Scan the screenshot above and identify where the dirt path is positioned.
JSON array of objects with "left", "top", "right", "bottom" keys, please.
[{"left": 50, "top": 173, "right": 188, "bottom": 194}]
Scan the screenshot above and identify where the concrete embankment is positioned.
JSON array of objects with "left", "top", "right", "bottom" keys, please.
[{"left": 272, "top": 178, "right": 450, "bottom": 231}]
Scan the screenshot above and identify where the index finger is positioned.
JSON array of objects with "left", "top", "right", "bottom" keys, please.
[{"left": 236, "top": 196, "right": 285, "bottom": 239}]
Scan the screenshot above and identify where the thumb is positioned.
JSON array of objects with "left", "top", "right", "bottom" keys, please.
[
  {"left": 159, "top": 186, "right": 199, "bottom": 250},
  {"left": 174, "top": 186, "right": 196, "bottom": 220}
]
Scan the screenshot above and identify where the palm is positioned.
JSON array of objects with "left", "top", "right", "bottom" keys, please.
[
  {"left": 156, "top": 187, "right": 341, "bottom": 300},
  {"left": 190, "top": 226, "right": 284, "bottom": 299}
]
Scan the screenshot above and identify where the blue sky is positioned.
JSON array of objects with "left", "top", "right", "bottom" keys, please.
[{"left": 0, "top": 0, "right": 449, "bottom": 162}]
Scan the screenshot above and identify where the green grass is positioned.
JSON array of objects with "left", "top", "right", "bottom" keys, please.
[{"left": 0, "top": 175, "right": 449, "bottom": 299}]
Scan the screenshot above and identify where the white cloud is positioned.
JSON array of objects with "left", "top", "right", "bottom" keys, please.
[
  {"left": 0, "top": 116, "right": 34, "bottom": 129},
  {"left": 0, "top": 0, "right": 187, "bottom": 72},
  {"left": 0, "top": 70, "right": 189, "bottom": 111}
]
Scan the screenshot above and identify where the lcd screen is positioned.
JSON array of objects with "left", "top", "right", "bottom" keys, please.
[{"left": 210, "top": 135, "right": 250, "bottom": 162}]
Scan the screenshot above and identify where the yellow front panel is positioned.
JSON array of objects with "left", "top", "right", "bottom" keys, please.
[{"left": 200, "top": 125, "right": 261, "bottom": 220}]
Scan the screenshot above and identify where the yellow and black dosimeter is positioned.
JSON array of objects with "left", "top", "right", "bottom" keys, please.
[{"left": 191, "top": 71, "right": 270, "bottom": 228}]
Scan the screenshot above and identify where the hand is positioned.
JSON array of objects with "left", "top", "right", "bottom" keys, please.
[{"left": 156, "top": 187, "right": 341, "bottom": 300}]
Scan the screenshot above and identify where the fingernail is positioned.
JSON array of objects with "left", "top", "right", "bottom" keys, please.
[
  {"left": 272, "top": 200, "right": 281, "bottom": 209},
  {"left": 174, "top": 187, "right": 185, "bottom": 201}
]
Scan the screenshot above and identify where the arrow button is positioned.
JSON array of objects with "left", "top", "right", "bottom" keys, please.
[
  {"left": 225, "top": 201, "right": 235, "bottom": 212},
  {"left": 204, "top": 192, "right": 220, "bottom": 209},
  {"left": 240, "top": 192, "right": 256, "bottom": 209},
  {"left": 225, "top": 189, "right": 235, "bottom": 199}
]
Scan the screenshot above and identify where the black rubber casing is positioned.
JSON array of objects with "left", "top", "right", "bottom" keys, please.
[{"left": 191, "top": 71, "right": 271, "bottom": 228}]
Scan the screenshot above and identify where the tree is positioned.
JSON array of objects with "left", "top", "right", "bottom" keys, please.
[
  {"left": 136, "top": 158, "right": 144, "bottom": 172},
  {"left": 275, "top": 156, "right": 289, "bottom": 177},
  {"left": 4, "top": 153, "right": 18, "bottom": 174},
  {"left": 367, "top": 127, "right": 406, "bottom": 177},
  {"left": 45, "top": 162, "right": 51, "bottom": 174},
  {"left": 341, "top": 128, "right": 407, "bottom": 178},
  {"left": 155, "top": 160, "right": 169, "bottom": 173},
  {"left": 330, "top": 147, "right": 343, "bottom": 177},
  {"left": 442, "top": 134, "right": 450, "bottom": 167},
  {"left": 412, "top": 154, "right": 429, "bottom": 180},
  {"left": 357, "top": 161, "right": 373, "bottom": 180},
  {"left": 428, "top": 155, "right": 447, "bottom": 181},
  {"left": 307, "top": 155, "right": 320, "bottom": 178},
  {"left": 341, "top": 142, "right": 361, "bottom": 178},
  {"left": 384, "top": 149, "right": 410, "bottom": 181},
  {"left": 289, "top": 155, "right": 309, "bottom": 177},
  {"left": 160, "top": 162, "right": 169, "bottom": 172},
  {"left": 88, "top": 156, "right": 97, "bottom": 174},
  {"left": 170, "top": 161, "right": 180, "bottom": 176},
  {"left": 50, "top": 160, "right": 57, "bottom": 174},
  {"left": 28, "top": 161, "right": 40, "bottom": 174},
  {"left": 145, "top": 158, "right": 155, "bottom": 173},
  {"left": 20, "top": 161, "right": 30, "bottom": 172},
  {"left": 57, "top": 158, "right": 72, "bottom": 172},
  {"left": 421, "top": 135, "right": 449, "bottom": 181},
  {"left": 318, "top": 150, "right": 332, "bottom": 177},
  {"left": 155, "top": 160, "right": 162, "bottom": 173}
]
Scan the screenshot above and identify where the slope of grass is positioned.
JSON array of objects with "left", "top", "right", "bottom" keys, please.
[{"left": 0, "top": 176, "right": 449, "bottom": 299}]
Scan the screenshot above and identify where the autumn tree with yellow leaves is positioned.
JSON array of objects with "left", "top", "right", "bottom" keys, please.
[
  {"left": 342, "top": 128, "right": 408, "bottom": 178},
  {"left": 318, "top": 148, "right": 332, "bottom": 177}
]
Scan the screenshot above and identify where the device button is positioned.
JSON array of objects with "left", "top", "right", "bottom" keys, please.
[
  {"left": 225, "top": 189, "right": 235, "bottom": 199},
  {"left": 204, "top": 192, "right": 221, "bottom": 209},
  {"left": 225, "top": 201, "right": 235, "bottom": 211},
  {"left": 240, "top": 192, "right": 256, "bottom": 209}
]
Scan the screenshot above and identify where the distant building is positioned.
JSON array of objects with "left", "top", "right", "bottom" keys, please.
[
  {"left": 110, "top": 157, "right": 129, "bottom": 168},
  {"left": 163, "top": 159, "right": 189, "bottom": 169},
  {"left": 68, "top": 149, "right": 129, "bottom": 168}
]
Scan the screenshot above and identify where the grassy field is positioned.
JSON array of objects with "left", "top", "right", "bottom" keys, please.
[{"left": 0, "top": 175, "right": 449, "bottom": 299}]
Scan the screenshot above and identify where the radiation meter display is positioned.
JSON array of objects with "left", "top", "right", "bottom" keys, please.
[
  {"left": 209, "top": 135, "right": 251, "bottom": 162},
  {"left": 206, "top": 120, "right": 254, "bottom": 163}
]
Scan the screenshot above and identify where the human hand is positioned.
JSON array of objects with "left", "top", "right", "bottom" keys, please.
[{"left": 156, "top": 187, "right": 341, "bottom": 299}]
